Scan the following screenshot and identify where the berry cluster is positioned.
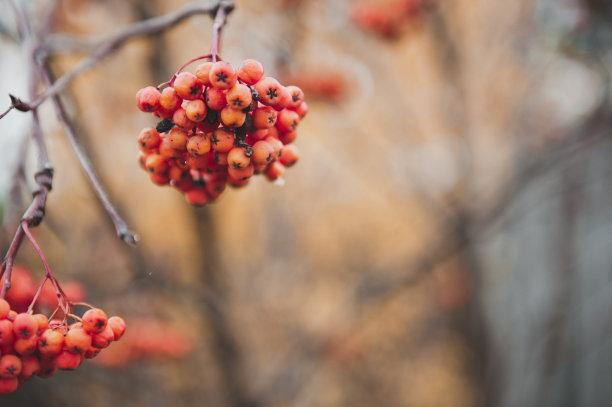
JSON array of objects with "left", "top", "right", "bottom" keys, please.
[
  {"left": 352, "top": 0, "right": 433, "bottom": 38},
  {"left": 0, "top": 298, "right": 126, "bottom": 394},
  {"left": 136, "top": 58, "right": 307, "bottom": 205}
]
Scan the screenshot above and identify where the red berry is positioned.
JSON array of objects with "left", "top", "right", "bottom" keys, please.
[
  {"left": 209, "top": 61, "right": 237, "bottom": 89},
  {"left": 64, "top": 325, "right": 92, "bottom": 354},
  {"left": 138, "top": 127, "right": 161, "bottom": 150},
  {"left": 150, "top": 172, "right": 170, "bottom": 186},
  {"left": 276, "top": 108, "right": 300, "bottom": 132},
  {"left": 211, "top": 129, "right": 235, "bottom": 153},
  {"left": 227, "top": 147, "right": 251, "bottom": 170},
  {"left": 286, "top": 85, "right": 304, "bottom": 108},
  {"left": 228, "top": 164, "right": 254, "bottom": 181},
  {"left": 167, "top": 128, "right": 189, "bottom": 151},
  {"left": 195, "top": 62, "right": 214, "bottom": 87},
  {"left": 172, "top": 107, "right": 197, "bottom": 130},
  {"left": 220, "top": 106, "right": 246, "bottom": 128},
  {"left": 265, "top": 161, "right": 286, "bottom": 181},
  {"left": 238, "top": 59, "right": 264, "bottom": 85},
  {"left": 185, "top": 187, "right": 209, "bottom": 206},
  {"left": 173, "top": 72, "right": 202, "bottom": 100},
  {"left": 38, "top": 328, "right": 64, "bottom": 357},
  {"left": 13, "top": 313, "right": 36, "bottom": 339},
  {"left": 92, "top": 325, "right": 114, "bottom": 349},
  {"left": 0, "top": 299, "right": 9, "bottom": 319},
  {"left": 252, "top": 106, "right": 277, "bottom": 129},
  {"left": 254, "top": 77, "right": 282, "bottom": 106},
  {"left": 205, "top": 87, "right": 228, "bottom": 111},
  {"left": 294, "top": 101, "right": 308, "bottom": 118},
  {"left": 279, "top": 130, "right": 297, "bottom": 145},
  {"left": 159, "top": 87, "right": 182, "bottom": 111},
  {"left": 251, "top": 141, "right": 274, "bottom": 165},
  {"left": 226, "top": 83, "right": 253, "bottom": 110},
  {"left": 185, "top": 99, "right": 208, "bottom": 122},
  {"left": 19, "top": 355, "right": 40, "bottom": 380},
  {"left": 145, "top": 154, "right": 169, "bottom": 175},
  {"left": 0, "top": 354, "right": 22, "bottom": 378},
  {"left": 136, "top": 86, "right": 161, "bottom": 112},
  {"left": 0, "top": 378, "right": 18, "bottom": 394},
  {"left": 54, "top": 349, "right": 82, "bottom": 370},
  {"left": 187, "top": 134, "right": 212, "bottom": 156},
  {"left": 264, "top": 136, "right": 284, "bottom": 160},
  {"left": 14, "top": 335, "right": 38, "bottom": 355},
  {"left": 82, "top": 308, "right": 108, "bottom": 334}
]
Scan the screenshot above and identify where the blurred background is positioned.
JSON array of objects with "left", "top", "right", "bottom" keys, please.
[{"left": 1, "top": 0, "right": 612, "bottom": 406}]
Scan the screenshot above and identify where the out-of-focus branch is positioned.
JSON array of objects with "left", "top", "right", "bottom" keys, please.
[{"left": 1, "top": 0, "right": 234, "bottom": 116}]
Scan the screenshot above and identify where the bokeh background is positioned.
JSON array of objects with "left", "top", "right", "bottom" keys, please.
[{"left": 1, "top": 0, "right": 612, "bottom": 406}]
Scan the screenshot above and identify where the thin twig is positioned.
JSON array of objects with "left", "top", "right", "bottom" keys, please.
[
  {"left": 39, "top": 63, "right": 138, "bottom": 245},
  {"left": 1, "top": 0, "right": 232, "bottom": 117},
  {"left": 210, "top": 0, "right": 234, "bottom": 61}
]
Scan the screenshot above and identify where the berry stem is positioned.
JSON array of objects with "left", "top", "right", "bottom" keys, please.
[
  {"left": 210, "top": 0, "right": 235, "bottom": 62},
  {"left": 169, "top": 54, "right": 214, "bottom": 86},
  {"left": 1, "top": 0, "right": 233, "bottom": 119}
]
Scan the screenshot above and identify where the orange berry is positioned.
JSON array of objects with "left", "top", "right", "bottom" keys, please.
[
  {"left": 294, "top": 101, "right": 308, "bottom": 118},
  {"left": 252, "top": 106, "right": 278, "bottom": 129},
  {"left": 84, "top": 346, "right": 101, "bottom": 359},
  {"left": 227, "top": 147, "right": 251, "bottom": 170},
  {"left": 0, "top": 354, "right": 21, "bottom": 378},
  {"left": 251, "top": 141, "right": 275, "bottom": 165},
  {"left": 38, "top": 328, "right": 64, "bottom": 357},
  {"left": 220, "top": 106, "right": 246, "bottom": 128},
  {"left": 65, "top": 325, "right": 92, "bottom": 354},
  {"left": 138, "top": 127, "right": 161, "bottom": 150},
  {"left": 205, "top": 87, "right": 228, "bottom": 111},
  {"left": 213, "top": 151, "right": 229, "bottom": 166},
  {"left": 272, "top": 86, "right": 292, "bottom": 111},
  {"left": 203, "top": 173, "right": 227, "bottom": 199},
  {"left": 211, "top": 128, "right": 235, "bottom": 153},
  {"left": 276, "top": 108, "right": 300, "bottom": 132},
  {"left": 159, "top": 86, "right": 182, "bottom": 111},
  {"left": 279, "top": 130, "right": 297, "bottom": 145},
  {"left": 195, "top": 61, "right": 214, "bottom": 87},
  {"left": 226, "top": 83, "right": 252, "bottom": 110},
  {"left": 286, "top": 85, "right": 304, "bottom": 108},
  {"left": 168, "top": 128, "right": 189, "bottom": 151},
  {"left": 185, "top": 186, "right": 209, "bottom": 206},
  {"left": 228, "top": 164, "right": 254, "bottom": 181},
  {"left": 150, "top": 172, "right": 170, "bottom": 186},
  {"left": 209, "top": 61, "right": 237, "bottom": 89},
  {"left": 185, "top": 99, "right": 208, "bottom": 122},
  {"left": 254, "top": 77, "right": 282, "bottom": 106},
  {"left": 173, "top": 72, "right": 202, "bottom": 100},
  {"left": 264, "top": 136, "right": 284, "bottom": 160},
  {"left": 227, "top": 173, "right": 250, "bottom": 188},
  {"left": 54, "top": 349, "right": 82, "bottom": 370},
  {"left": 159, "top": 137, "right": 184, "bottom": 161},
  {"left": 238, "top": 59, "right": 264, "bottom": 85},
  {"left": 252, "top": 129, "right": 270, "bottom": 140},
  {"left": 19, "top": 355, "right": 40, "bottom": 380},
  {"left": 145, "top": 154, "right": 169, "bottom": 175},
  {"left": 172, "top": 107, "right": 197, "bottom": 130},
  {"left": 0, "top": 299, "right": 9, "bottom": 319},
  {"left": 37, "top": 359, "right": 57, "bottom": 378},
  {"left": 187, "top": 134, "right": 211, "bottom": 156},
  {"left": 13, "top": 313, "right": 36, "bottom": 339},
  {"left": 82, "top": 308, "right": 108, "bottom": 334},
  {"left": 0, "top": 378, "right": 18, "bottom": 394},
  {"left": 136, "top": 86, "right": 161, "bottom": 112},
  {"left": 7, "top": 310, "right": 16, "bottom": 321},
  {"left": 92, "top": 325, "right": 114, "bottom": 349},
  {"left": 265, "top": 161, "right": 286, "bottom": 181},
  {"left": 14, "top": 335, "right": 37, "bottom": 355},
  {"left": 186, "top": 153, "right": 210, "bottom": 170}
]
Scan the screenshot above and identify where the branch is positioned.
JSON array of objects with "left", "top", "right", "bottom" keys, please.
[
  {"left": 39, "top": 64, "right": 138, "bottom": 245},
  {"left": 2, "top": 0, "right": 234, "bottom": 116}
]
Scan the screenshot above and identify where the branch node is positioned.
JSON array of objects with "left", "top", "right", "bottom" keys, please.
[{"left": 9, "top": 94, "right": 31, "bottom": 112}]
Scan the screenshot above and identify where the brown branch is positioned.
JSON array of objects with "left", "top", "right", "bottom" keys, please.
[{"left": 1, "top": 0, "right": 234, "bottom": 116}]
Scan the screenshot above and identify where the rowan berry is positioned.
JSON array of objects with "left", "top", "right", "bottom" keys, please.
[
  {"left": 82, "top": 308, "right": 108, "bottom": 335},
  {"left": 226, "top": 83, "right": 253, "bottom": 110},
  {"left": 160, "top": 86, "right": 182, "bottom": 111},
  {"left": 277, "top": 108, "right": 300, "bottom": 132},
  {"left": 286, "top": 85, "right": 304, "bottom": 108},
  {"left": 184, "top": 186, "right": 209, "bottom": 206},
  {"left": 254, "top": 77, "right": 282, "bottom": 106},
  {"left": 294, "top": 101, "right": 308, "bottom": 118},
  {"left": 173, "top": 72, "right": 202, "bottom": 100},
  {"left": 168, "top": 128, "right": 190, "bottom": 152},
  {"left": 209, "top": 61, "right": 237, "bottom": 89},
  {"left": 13, "top": 313, "right": 36, "bottom": 339},
  {"left": 253, "top": 106, "right": 277, "bottom": 129},
  {"left": 0, "top": 299, "right": 9, "bottom": 319},
  {"left": 173, "top": 174, "right": 194, "bottom": 192},
  {"left": 7, "top": 311, "right": 16, "bottom": 321},
  {"left": 195, "top": 61, "right": 214, "bottom": 87},
  {"left": 14, "top": 335, "right": 38, "bottom": 355},
  {"left": 136, "top": 86, "right": 161, "bottom": 112},
  {"left": 238, "top": 59, "right": 264, "bottom": 85},
  {"left": 32, "top": 313, "right": 49, "bottom": 333},
  {"left": 220, "top": 105, "right": 246, "bottom": 128},
  {"left": 203, "top": 173, "right": 227, "bottom": 199},
  {"left": 205, "top": 87, "right": 228, "bottom": 111},
  {"left": 159, "top": 137, "right": 184, "bottom": 161},
  {"left": 19, "top": 355, "right": 40, "bottom": 379},
  {"left": 150, "top": 172, "right": 170, "bottom": 186},
  {"left": 54, "top": 349, "right": 82, "bottom": 370},
  {"left": 252, "top": 129, "right": 270, "bottom": 140},
  {"left": 38, "top": 328, "right": 64, "bottom": 357},
  {"left": 227, "top": 173, "right": 250, "bottom": 187},
  {"left": 279, "top": 130, "right": 297, "bottom": 145},
  {"left": 0, "top": 378, "right": 18, "bottom": 394},
  {"left": 92, "top": 325, "right": 114, "bottom": 349},
  {"left": 145, "top": 154, "right": 169, "bottom": 175},
  {"left": 172, "top": 107, "right": 197, "bottom": 130},
  {"left": 37, "top": 359, "right": 57, "bottom": 378},
  {"left": 213, "top": 151, "right": 229, "bottom": 166},
  {"left": 107, "top": 316, "right": 126, "bottom": 341},
  {"left": 168, "top": 166, "right": 188, "bottom": 183},
  {"left": 84, "top": 346, "right": 101, "bottom": 359},
  {"left": 138, "top": 127, "right": 161, "bottom": 150},
  {"left": 228, "top": 164, "right": 255, "bottom": 181},
  {"left": 187, "top": 134, "right": 211, "bottom": 156},
  {"left": 197, "top": 108, "right": 220, "bottom": 133},
  {"left": 186, "top": 154, "right": 210, "bottom": 170},
  {"left": 227, "top": 147, "right": 252, "bottom": 170},
  {"left": 265, "top": 161, "right": 286, "bottom": 181},
  {"left": 65, "top": 325, "right": 92, "bottom": 354},
  {"left": 264, "top": 136, "right": 284, "bottom": 160},
  {"left": 273, "top": 86, "right": 292, "bottom": 111},
  {"left": 0, "top": 354, "right": 21, "bottom": 378},
  {"left": 185, "top": 99, "right": 208, "bottom": 122},
  {"left": 251, "top": 140, "right": 275, "bottom": 165}
]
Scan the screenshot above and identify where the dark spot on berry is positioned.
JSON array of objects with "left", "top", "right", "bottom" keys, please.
[
  {"left": 268, "top": 116, "right": 275, "bottom": 124},
  {"left": 40, "top": 339, "right": 48, "bottom": 347},
  {"left": 232, "top": 98, "right": 243, "bottom": 107},
  {"left": 95, "top": 320, "right": 105, "bottom": 329},
  {"left": 266, "top": 153, "right": 272, "bottom": 162},
  {"left": 20, "top": 328, "right": 30, "bottom": 337},
  {"left": 291, "top": 121, "right": 297, "bottom": 130},
  {"left": 232, "top": 163, "right": 243, "bottom": 169},
  {"left": 216, "top": 72, "right": 228, "bottom": 83},
  {"left": 144, "top": 103, "right": 153, "bottom": 111},
  {"left": 267, "top": 88, "right": 278, "bottom": 100},
  {"left": 7, "top": 366, "right": 16, "bottom": 375},
  {"left": 189, "top": 85, "right": 200, "bottom": 96},
  {"left": 292, "top": 94, "right": 299, "bottom": 102}
]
